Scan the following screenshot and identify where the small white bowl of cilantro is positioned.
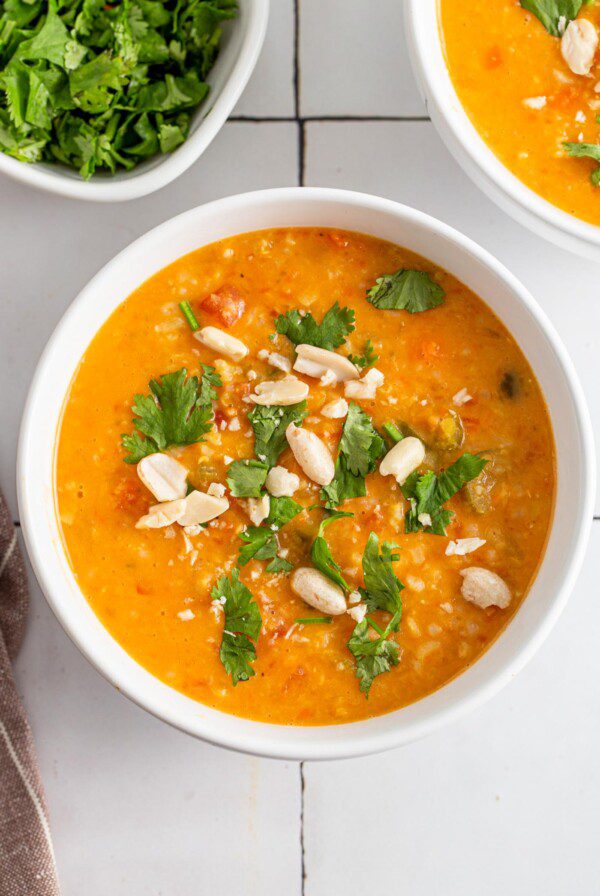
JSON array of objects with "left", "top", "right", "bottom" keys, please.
[{"left": 0, "top": 0, "right": 268, "bottom": 201}]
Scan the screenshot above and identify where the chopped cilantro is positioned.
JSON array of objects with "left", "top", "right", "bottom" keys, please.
[
  {"left": 121, "top": 367, "right": 214, "bottom": 463},
  {"left": 520, "top": 0, "right": 582, "bottom": 35},
  {"left": 275, "top": 302, "right": 355, "bottom": 350},
  {"left": 359, "top": 533, "right": 403, "bottom": 623},
  {"left": 310, "top": 511, "right": 354, "bottom": 591},
  {"left": 266, "top": 556, "right": 294, "bottom": 574},
  {"left": 0, "top": 0, "right": 237, "bottom": 178},
  {"left": 198, "top": 364, "right": 222, "bottom": 405},
  {"left": 564, "top": 141, "right": 600, "bottom": 185},
  {"left": 212, "top": 569, "right": 261, "bottom": 686},
  {"left": 322, "top": 402, "right": 385, "bottom": 508},
  {"left": 403, "top": 453, "right": 488, "bottom": 536},
  {"left": 366, "top": 269, "right": 445, "bottom": 313},
  {"left": 348, "top": 339, "right": 379, "bottom": 370},
  {"left": 226, "top": 459, "right": 269, "bottom": 498},
  {"left": 348, "top": 617, "right": 400, "bottom": 697},
  {"left": 238, "top": 497, "right": 302, "bottom": 566},
  {"left": 248, "top": 401, "right": 307, "bottom": 468}
]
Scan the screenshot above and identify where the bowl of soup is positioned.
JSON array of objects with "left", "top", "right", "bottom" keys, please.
[
  {"left": 17, "top": 188, "right": 594, "bottom": 759},
  {"left": 405, "top": 0, "right": 600, "bottom": 260}
]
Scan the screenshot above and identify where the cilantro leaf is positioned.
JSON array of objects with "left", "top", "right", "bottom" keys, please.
[
  {"left": 226, "top": 460, "right": 269, "bottom": 498},
  {"left": 212, "top": 569, "right": 262, "bottom": 686},
  {"left": 266, "top": 556, "right": 294, "bottom": 574},
  {"left": 121, "top": 367, "right": 214, "bottom": 463},
  {"left": 238, "top": 497, "right": 303, "bottom": 566},
  {"left": 366, "top": 269, "right": 445, "bottom": 313},
  {"left": 520, "top": 0, "right": 582, "bottom": 35},
  {"left": 248, "top": 401, "right": 307, "bottom": 468},
  {"left": 199, "top": 364, "right": 222, "bottom": 404},
  {"left": 275, "top": 302, "right": 355, "bottom": 350},
  {"left": 403, "top": 453, "right": 488, "bottom": 536},
  {"left": 564, "top": 141, "right": 600, "bottom": 185},
  {"left": 322, "top": 402, "right": 385, "bottom": 508},
  {"left": 348, "top": 619, "right": 400, "bottom": 697},
  {"left": 359, "top": 533, "right": 403, "bottom": 623},
  {"left": 348, "top": 339, "right": 379, "bottom": 370},
  {"left": 310, "top": 511, "right": 353, "bottom": 591}
]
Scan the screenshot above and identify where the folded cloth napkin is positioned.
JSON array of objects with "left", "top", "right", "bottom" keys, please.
[{"left": 0, "top": 491, "right": 60, "bottom": 896}]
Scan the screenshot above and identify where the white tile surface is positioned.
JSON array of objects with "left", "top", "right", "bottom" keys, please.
[
  {"left": 303, "top": 526, "right": 600, "bottom": 896},
  {"left": 15, "top": 542, "right": 301, "bottom": 896},
  {"left": 0, "top": 122, "right": 297, "bottom": 520},
  {"left": 299, "top": 0, "right": 425, "bottom": 117},
  {"left": 305, "top": 120, "right": 600, "bottom": 513},
  {"left": 233, "top": 0, "right": 295, "bottom": 117}
]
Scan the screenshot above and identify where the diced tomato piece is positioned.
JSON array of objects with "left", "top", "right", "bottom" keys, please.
[
  {"left": 200, "top": 285, "right": 245, "bottom": 328},
  {"left": 213, "top": 409, "right": 227, "bottom": 429}
]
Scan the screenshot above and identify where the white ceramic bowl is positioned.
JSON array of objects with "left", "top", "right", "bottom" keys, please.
[
  {"left": 0, "top": 0, "right": 268, "bottom": 202},
  {"left": 404, "top": 0, "right": 600, "bottom": 261},
  {"left": 18, "top": 188, "right": 595, "bottom": 760}
]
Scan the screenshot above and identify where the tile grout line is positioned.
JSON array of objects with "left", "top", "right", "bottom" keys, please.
[
  {"left": 300, "top": 762, "right": 306, "bottom": 896},
  {"left": 229, "top": 114, "right": 431, "bottom": 124}
]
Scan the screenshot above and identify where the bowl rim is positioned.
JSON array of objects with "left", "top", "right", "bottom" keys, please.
[
  {"left": 404, "top": 0, "right": 600, "bottom": 261},
  {"left": 0, "top": 0, "right": 269, "bottom": 202},
  {"left": 17, "top": 187, "right": 596, "bottom": 760}
]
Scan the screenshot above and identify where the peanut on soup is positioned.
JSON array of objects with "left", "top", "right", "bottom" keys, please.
[
  {"left": 55, "top": 228, "right": 555, "bottom": 725},
  {"left": 440, "top": 0, "right": 600, "bottom": 226}
]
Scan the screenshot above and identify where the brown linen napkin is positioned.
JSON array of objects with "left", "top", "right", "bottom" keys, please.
[{"left": 0, "top": 491, "right": 60, "bottom": 896}]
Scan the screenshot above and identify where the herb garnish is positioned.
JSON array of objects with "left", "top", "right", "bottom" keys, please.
[
  {"left": 275, "top": 302, "right": 355, "bottom": 350},
  {"left": 248, "top": 401, "right": 307, "bottom": 468},
  {"left": 121, "top": 367, "right": 215, "bottom": 463},
  {"left": 403, "top": 453, "right": 488, "bottom": 536},
  {"left": 238, "top": 497, "right": 303, "bottom": 566},
  {"left": 179, "top": 300, "right": 199, "bottom": 331},
  {"left": 348, "top": 618, "right": 400, "bottom": 697},
  {"left": 213, "top": 569, "right": 262, "bottom": 686},
  {"left": 348, "top": 339, "right": 379, "bottom": 370},
  {"left": 266, "top": 556, "right": 294, "bottom": 574},
  {"left": 520, "top": 0, "right": 582, "bottom": 36},
  {"left": 296, "top": 616, "right": 333, "bottom": 625},
  {"left": 310, "top": 511, "right": 354, "bottom": 591},
  {"left": 564, "top": 141, "right": 600, "bottom": 186},
  {"left": 366, "top": 269, "right": 445, "bottom": 313},
  {"left": 0, "top": 0, "right": 237, "bottom": 179},
  {"left": 322, "top": 402, "right": 385, "bottom": 508},
  {"left": 226, "top": 459, "right": 269, "bottom": 498}
]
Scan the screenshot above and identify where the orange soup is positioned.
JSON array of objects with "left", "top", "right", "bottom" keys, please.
[
  {"left": 440, "top": 0, "right": 600, "bottom": 226},
  {"left": 55, "top": 228, "right": 555, "bottom": 725}
]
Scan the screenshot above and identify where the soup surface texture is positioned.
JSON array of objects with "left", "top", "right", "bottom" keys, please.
[
  {"left": 440, "top": 0, "right": 600, "bottom": 226},
  {"left": 56, "top": 228, "right": 555, "bottom": 725}
]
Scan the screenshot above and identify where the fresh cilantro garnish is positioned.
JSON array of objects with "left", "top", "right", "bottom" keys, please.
[
  {"left": 121, "top": 367, "right": 214, "bottom": 464},
  {"left": 564, "top": 141, "right": 600, "bottom": 185},
  {"left": 238, "top": 497, "right": 302, "bottom": 566},
  {"left": 403, "top": 453, "right": 488, "bottom": 536},
  {"left": 226, "top": 459, "right": 269, "bottom": 498},
  {"left": 348, "top": 339, "right": 379, "bottom": 370},
  {"left": 310, "top": 511, "right": 353, "bottom": 591},
  {"left": 366, "top": 269, "right": 445, "bottom": 313},
  {"left": 212, "top": 569, "right": 261, "bottom": 686},
  {"left": 322, "top": 402, "right": 385, "bottom": 508},
  {"left": 0, "top": 0, "right": 236, "bottom": 179},
  {"left": 359, "top": 533, "right": 403, "bottom": 623},
  {"left": 520, "top": 0, "right": 582, "bottom": 35},
  {"left": 266, "top": 556, "right": 294, "bottom": 574},
  {"left": 348, "top": 617, "right": 400, "bottom": 697},
  {"left": 199, "top": 364, "right": 222, "bottom": 404},
  {"left": 275, "top": 302, "right": 355, "bottom": 350},
  {"left": 248, "top": 401, "right": 307, "bottom": 468}
]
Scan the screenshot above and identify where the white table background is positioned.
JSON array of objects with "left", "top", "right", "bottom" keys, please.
[{"left": 2, "top": 2, "right": 600, "bottom": 893}]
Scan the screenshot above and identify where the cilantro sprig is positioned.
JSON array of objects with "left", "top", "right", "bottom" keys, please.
[
  {"left": 226, "top": 459, "right": 269, "bottom": 498},
  {"left": 322, "top": 402, "right": 385, "bottom": 508},
  {"left": 0, "top": 0, "right": 237, "bottom": 179},
  {"left": 310, "top": 511, "right": 353, "bottom": 591},
  {"left": 403, "top": 453, "right": 488, "bottom": 536},
  {"left": 348, "top": 618, "right": 400, "bottom": 697},
  {"left": 564, "top": 141, "right": 600, "bottom": 186},
  {"left": 275, "top": 302, "right": 355, "bottom": 350},
  {"left": 238, "top": 497, "right": 303, "bottom": 567},
  {"left": 248, "top": 401, "right": 307, "bottom": 468},
  {"left": 212, "top": 569, "right": 262, "bottom": 686},
  {"left": 121, "top": 367, "right": 217, "bottom": 464},
  {"left": 348, "top": 339, "right": 379, "bottom": 370},
  {"left": 366, "top": 269, "right": 445, "bottom": 314},
  {"left": 520, "top": 0, "right": 582, "bottom": 36}
]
